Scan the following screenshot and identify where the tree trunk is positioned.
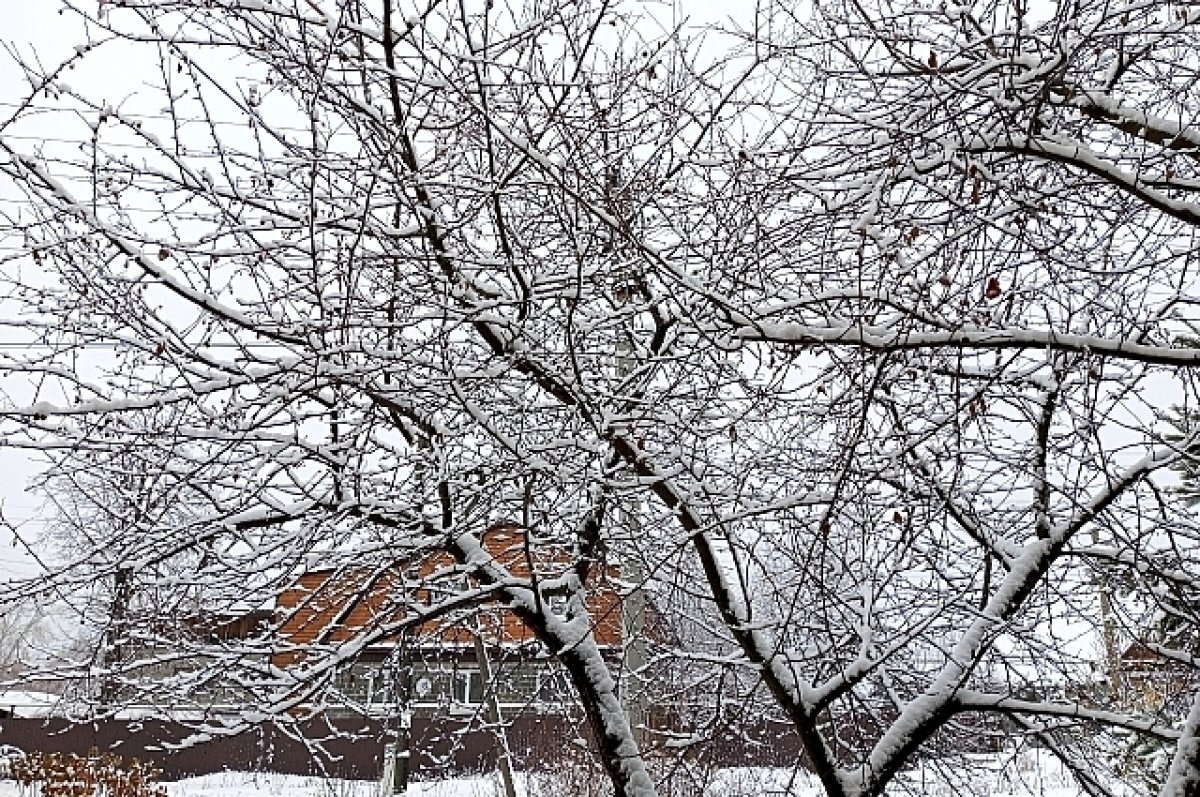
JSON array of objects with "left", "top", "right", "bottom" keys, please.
[
  {"left": 556, "top": 636, "right": 657, "bottom": 797},
  {"left": 392, "top": 640, "right": 413, "bottom": 795},
  {"left": 99, "top": 567, "right": 131, "bottom": 707}
]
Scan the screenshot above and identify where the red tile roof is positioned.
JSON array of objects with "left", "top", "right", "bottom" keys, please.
[{"left": 273, "top": 524, "right": 624, "bottom": 663}]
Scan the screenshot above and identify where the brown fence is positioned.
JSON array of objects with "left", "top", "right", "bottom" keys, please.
[
  {"left": 0, "top": 715, "right": 565, "bottom": 780},
  {"left": 0, "top": 714, "right": 811, "bottom": 781}
]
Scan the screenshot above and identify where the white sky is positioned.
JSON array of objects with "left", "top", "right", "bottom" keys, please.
[
  {"left": 0, "top": 0, "right": 748, "bottom": 582},
  {"left": 0, "top": 0, "right": 1165, "bottom": 587},
  {"left": 0, "top": 0, "right": 83, "bottom": 580}
]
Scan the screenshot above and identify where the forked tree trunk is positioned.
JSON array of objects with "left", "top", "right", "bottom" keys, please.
[
  {"left": 450, "top": 532, "right": 657, "bottom": 797},
  {"left": 552, "top": 633, "right": 657, "bottom": 797}
]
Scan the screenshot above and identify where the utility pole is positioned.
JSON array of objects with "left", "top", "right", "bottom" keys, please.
[
  {"left": 621, "top": 560, "right": 648, "bottom": 742},
  {"left": 600, "top": 92, "right": 649, "bottom": 735},
  {"left": 1091, "top": 528, "right": 1121, "bottom": 697},
  {"left": 614, "top": 273, "right": 648, "bottom": 742}
]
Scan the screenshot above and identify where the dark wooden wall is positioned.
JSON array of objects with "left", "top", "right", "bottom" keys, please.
[{"left": 0, "top": 714, "right": 811, "bottom": 781}]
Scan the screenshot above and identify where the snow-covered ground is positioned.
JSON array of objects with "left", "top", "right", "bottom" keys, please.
[
  {"left": 0, "top": 750, "right": 1089, "bottom": 797},
  {"left": 889, "top": 750, "right": 1084, "bottom": 797},
  {"left": 0, "top": 773, "right": 501, "bottom": 797},
  {"left": 168, "top": 772, "right": 498, "bottom": 797},
  {"left": 0, "top": 691, "right": 61, "bottom": 718}
]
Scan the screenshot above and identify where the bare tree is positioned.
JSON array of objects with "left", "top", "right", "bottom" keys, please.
[
  {"left": 31, "top": 420, "right": 215, "bottom": 709},
  {"left": 1, "top": 1, "right": 1200, "bottom": 796},
  {"left": 0, "top": 598, "right": 43, "bottom": 682}
]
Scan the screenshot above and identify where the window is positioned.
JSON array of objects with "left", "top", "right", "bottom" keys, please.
[
  {"left": 536, "top": 669, "right": 569, "bottom": 705},
  {"left": 333, "top": 663, "right": 370, "bottom": 700},
  {"left": 452, "top": 668, "right": 483, "bottom": 704}
]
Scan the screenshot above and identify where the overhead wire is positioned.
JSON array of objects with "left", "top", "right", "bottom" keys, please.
[
  {"left": 0, "top": 100, "right": 344, "bottom": 135},
  {"left": 0, "top": 341, "right": 301, "bottom": 349}
]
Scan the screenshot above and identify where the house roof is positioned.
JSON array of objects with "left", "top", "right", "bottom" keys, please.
[
  {"left": 1120, "top": 641, "right": 1191, "bottom": 673},
  {"left": 1122, "top": 642, "right": 1158, "bottom": 665},
  {"left": 274, "top": 524, "right": 625, "bottom": 660}
]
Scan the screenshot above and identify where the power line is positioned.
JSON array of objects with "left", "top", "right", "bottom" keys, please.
[
  {"left": 0, "top": 341, "right": 305, "bottom": 350},
  {"left": 0, "top": 133, "right": 242, "bottom": 154},
  {"left": 0, "top": 100, "right": 352, "bottom": 136},
  {"left": 0, "top": 132, "right": 374, "bottom": 161},
  {"left": 0, "top": 197, "right": 399, "bottom": 215}
]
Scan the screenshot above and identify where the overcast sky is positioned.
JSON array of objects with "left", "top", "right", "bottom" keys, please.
[
  {"left": 0, "top": 0, "right": 80, "bottom": 579},
  {"left": 0, "top": 0, "right": 753, "bottom": 583},
  {"left": 0, "top": 0, "right": 1107, "bottom": 585}
]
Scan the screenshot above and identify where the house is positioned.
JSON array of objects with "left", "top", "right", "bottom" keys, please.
[
  {"left": 1116, "top": 641, "right": 1197, "bottom": 713},
  {"left": 272, "top": 523, "right": 631, "bottom": 717}
]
